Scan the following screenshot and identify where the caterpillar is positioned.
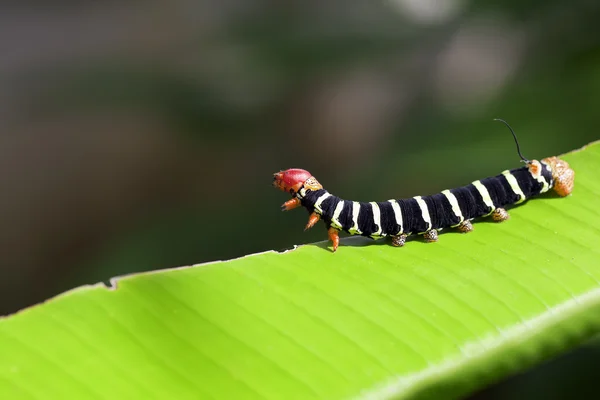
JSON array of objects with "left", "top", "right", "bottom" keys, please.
[{"left": 272, "top": 120, "right": 575, "bottom": 252}]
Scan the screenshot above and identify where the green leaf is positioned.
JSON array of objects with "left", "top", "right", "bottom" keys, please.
[{"left": 2, "top": 141, "right": 600, "bottom": 400}]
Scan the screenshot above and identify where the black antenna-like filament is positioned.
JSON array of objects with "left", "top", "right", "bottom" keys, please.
[{"left": 493, "top": 118, "right": 530, "bottom": 164}]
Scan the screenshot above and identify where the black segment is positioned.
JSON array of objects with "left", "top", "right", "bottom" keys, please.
[
  {"left": 451, "top": 186, "right": 478, "bottom": 220},
  {"left": 398, "top": 198, "right": 428, "bottom": 234},
  {"left": 424, "top": 193, "right": 460, "bottom": 229},
  {"left": 481, "top": 176, "right": 506, "bottom": 207},
  {"left": 357, "top": 202, "right": 377, "bottom": 236},
  {"left": 339, "top": 200, "right": 354, "bottom": 232},
  {"left": 378, "top": 201, "right": 402, "bottom": 236},
  {"left": 300, "top": 189, "right": 328, "bottom": 212},
  {"left": 511, "top": 167, "right": 545, "bottom": 198},
  {"left": 467, "top": 184, "right": 493, "bottom": 216},
  {"left": 319, "top": 196, "right": 340, "bottom": 222},
  {"left": 496, "top": 175, "right": 522, "bottom": 205},
  {"left": 541, "top": 163, "right": 554, "bottom": 189}
]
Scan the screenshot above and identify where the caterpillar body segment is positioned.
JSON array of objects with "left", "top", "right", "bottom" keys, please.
[{"left": 272, "top": 123, "right": 574, "bottom": 252}]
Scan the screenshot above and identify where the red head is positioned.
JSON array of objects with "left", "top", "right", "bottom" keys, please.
[{"left": 273, "top": 168, "right": 322, "bottom": 196}]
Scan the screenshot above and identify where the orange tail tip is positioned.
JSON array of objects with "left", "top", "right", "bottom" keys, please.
[{"left": 542, "top": 156, "right": 575, "bottom": 196}]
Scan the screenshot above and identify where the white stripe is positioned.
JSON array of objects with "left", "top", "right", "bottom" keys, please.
[
  {"left": 388, "top": 200, "right": 403, "bottom": 234},
  {"left": 533, "top": 162, "right": 550, "bottom": 194},
  {"left": 370, "top": 202, "right": 383, "bottom": 237},
  {"left": 348, "top": 202, "right": 362, "bottom": 234},
  {"left": 442, "top": 189, "right": 464, "bottom": 224},
  {"left": 330, "top": 200, "right": 345, "bottom": 229},
  {"left": 313, "top": 192, "right": 331, "bottom": 214},
  {"left": 472, "top": 180, "right": 495, "bottom": 215},
  {"left": 502, "top": 170, "right": 526, "bottom": 204},
  {"left": 413, "top": 196, "right": 432, "bottom": 232}
]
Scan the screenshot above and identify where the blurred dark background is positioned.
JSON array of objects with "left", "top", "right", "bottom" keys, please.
[{"left": 1, "top": 0, "right": 599, "bottom": 398}]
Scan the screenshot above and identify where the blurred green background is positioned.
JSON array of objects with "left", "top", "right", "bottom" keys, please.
[{"left": 1, "top": 0, "right": 599, "bottom": 398}]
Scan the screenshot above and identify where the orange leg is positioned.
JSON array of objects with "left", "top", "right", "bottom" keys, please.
[
  {"left": 328, "top": 227, "right": 340, "bottom": 252},
  {"left": 281, "top": 197, "right": 301, "bottom": 211},
  {"left": 305, "top": 212, "right": 320, "bottom": 231}
]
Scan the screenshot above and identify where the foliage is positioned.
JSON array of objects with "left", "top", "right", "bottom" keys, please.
[{"left": 1, "top": 142, "right": 600, "bottom": 399}]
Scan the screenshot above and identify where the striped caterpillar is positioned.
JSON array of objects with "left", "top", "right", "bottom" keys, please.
[{"left": 273, "top": 120, "right": 575, "bottom": 252}]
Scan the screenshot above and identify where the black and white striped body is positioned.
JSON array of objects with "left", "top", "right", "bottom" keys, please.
[{"left": 297, "top": 163, "right": 554, "bottom": 239}]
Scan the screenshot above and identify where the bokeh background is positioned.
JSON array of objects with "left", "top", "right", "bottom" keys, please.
[{"left": 1, "top": 0, "right": 599, "bottom": 398}]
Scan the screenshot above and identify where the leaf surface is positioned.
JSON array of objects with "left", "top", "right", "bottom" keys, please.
[{"left": 2, "top": 142, "right": 600, "bottom": 400}]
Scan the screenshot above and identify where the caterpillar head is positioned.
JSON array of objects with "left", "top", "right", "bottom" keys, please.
[
  {"left": 542, "top": 156, "right": 575, "bottom": 197},
  {"left": 272, "top": 168, "right": 322, "bottom": 197}
]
